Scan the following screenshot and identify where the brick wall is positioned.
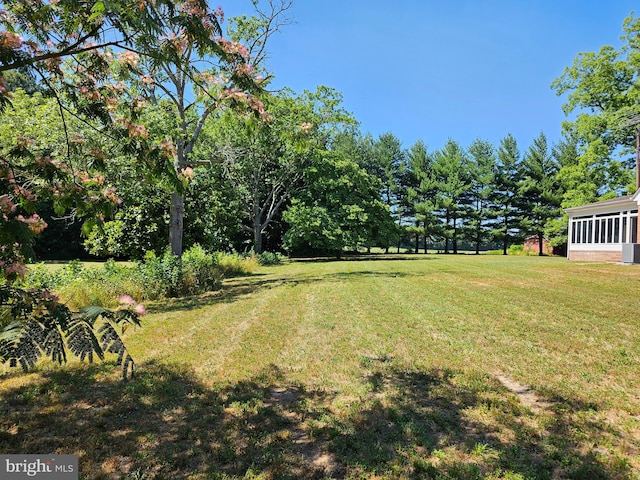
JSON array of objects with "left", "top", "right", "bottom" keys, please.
[
  {"left": 524, "top": 237, "right": 553, "bottom": 254},
  {"left": 569, "top": 250, "right": 622, "bottom": 262}
]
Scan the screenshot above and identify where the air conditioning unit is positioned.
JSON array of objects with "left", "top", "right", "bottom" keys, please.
[{"left": 622, "top": 243, "right": 640, "bottom": 264}]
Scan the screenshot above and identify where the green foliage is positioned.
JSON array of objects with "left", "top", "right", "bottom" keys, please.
[
  {"left": 284, "top": 151, "right": 395, "bottom": 257},
  {"left": 135, "top": 251, "right": 183, "bottom": 299},
  {"left": 184, "top": 165, "right": 244, "bottom": 252},
  {"left": 256, "top": 251, "right": 285, "bottom": 266},
  {"left": 431, "top": 139, "right": 470, "bottom": 253},
  {"left": 0, "top": 284, "right": 141, "bottom": 378},
  {"left": 137, "top": 247, "right": 255, "bottom": 298},
  {"left": 18, "top": 260, "right": 145, "bottom": 310},
  {"left": 488, "top": 134, "right": 524, "bottom": 254},
  {"left": 56, "top": 264, "right": 147, "bottom": 310},
  {"left": 199, "top": 86, "right": 356, "bottom": 253},
  {"left": 21, "top": 247, "right": 254, "bottom": 305},
  {"left": 465, "top": 138, "right": 496, "bottom": 254},
  {"left": 519, "top": 133, "right": 563, "bottom": 255},
  {"left": 181, "top": 245, "right": 223, "bottom": 294},
  {"left": 84, "top": 202, "right": 168, "bottom": 259},
  {"left": 552, "top": 13, "right": 640, "bottom": 197},
  {"left": 215, "top": 252, "right": 259, "bottom": 277},
  {"left": 506, "top": 244, "right": 537, "bottom": 256},
  {"left": 19, "top": 260, "right": 85, "bottom": 291},
  {"left": 136, "top": 247, "right": 224, "bottom": 299}
]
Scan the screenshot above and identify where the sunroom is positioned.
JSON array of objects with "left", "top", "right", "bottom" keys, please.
[{"left": 565, "top": 190, "right": 640, "bottom": 263}]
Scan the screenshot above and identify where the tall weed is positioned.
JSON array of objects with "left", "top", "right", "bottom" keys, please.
[
  {"left": 215, "top": 252, "right": 258, "bottom": 276},
  {"left": 22, "top": 247, "right": 256, "bottom": 305}
]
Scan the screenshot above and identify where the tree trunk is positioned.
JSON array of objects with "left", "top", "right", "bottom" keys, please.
[
  {"left": 444, "top": 211, "right": 450, "bottom": 254},
  {"left": 502, "top": 215, "right": 508, "bottom": 255},
  {"left": 254, "top": 226, "right": 263, "bottom": 254},
  {"left": 336, "top": 249, "right": 342, "bottom": 260},
  {"left": 453, "top": 211, "right": 458, "bottom": 254},
  {"left": 538, "top": 231, "right": 544, "bottom": 256},
  {"left": 475, "top": 201, "right": 481, "bottom": 254},
  {"left": 414, "top": 233, "right": 419, "bottom": 254},
  {"left": 169, "top": 192, "right": 184, "bottom": 257},
  {"left": 253, "top": 208, "right": 263, "bottom": 254}
]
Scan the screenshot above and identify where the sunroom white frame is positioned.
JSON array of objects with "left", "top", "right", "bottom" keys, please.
[{"left": 565, "top": 190, "right": 640, "bottom": 261}]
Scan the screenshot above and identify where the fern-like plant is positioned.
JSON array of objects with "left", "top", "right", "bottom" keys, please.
[{"left": 0, "top": 285, "right": 141, "bottom": 379}]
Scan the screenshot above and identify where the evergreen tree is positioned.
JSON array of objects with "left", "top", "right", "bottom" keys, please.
[
  {"left": 490, "top": 134, "right": 523, "bottom": 255},
  {"left": 519, "top": 133, "right": 562, "bottom": 255},
  {"left": 373, "top": 133, "right": 405, "bottom": 252},
  {"left": 432, "top": 139, "right": 469, "bottom": 254},
  {"left": 466, "top": 139, "right": 496, "bottom": 254},
  {"left": 405, "top": 140, "right": 432, "bottom": 253},
  {"left": 546, "top": 131, "right": 582, "bottom": 246}
]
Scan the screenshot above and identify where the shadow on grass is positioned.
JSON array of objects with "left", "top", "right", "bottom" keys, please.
[
  {"left": 1, "top": 362, "right": 337, "bottom": 479},
  {"left": 2, "top": 359, "right": 636, "bottom": 479},
  {"left": 149, "top": 268, "right": 426, "bottom": 314},
  {"left": 292, "top": 253, "right": 440, "bottom": 263},
  {"left": 322, "top": 360, "right": 635, "bottom": 480}
]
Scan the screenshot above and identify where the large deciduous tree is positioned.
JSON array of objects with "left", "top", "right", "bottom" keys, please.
[
  {"left": 203, "top": 86, "right": 352, "bottom": 253},
  {"left": 105, "top": 0, "right": 291, "bottom": 257},
  {"left": 551, "top": 13, "right": 640, "bottom": 197},
  {"left": 283, "top": 151, "right": 394, "bottom": 259},
  {"left": 1, "top": 0, "right": 290, "bottom": 266}
]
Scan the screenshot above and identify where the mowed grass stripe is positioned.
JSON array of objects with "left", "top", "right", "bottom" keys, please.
[
  {"left": 3, "top": 255, "right": 640, "bottom": 478},
  {"left": 127, "top": 255, "right": 639, "bottom": 413}
]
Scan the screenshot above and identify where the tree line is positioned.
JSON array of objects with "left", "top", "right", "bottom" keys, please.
[
  {"left": 2, "top": 69, "right": 635, "bottom": 260},
  {"left": 2, "top": 3, "right": 640, "bottom": 268},
  {"left": 0, "top": 79, "right": 605, "bottom": 258},
  {"left": 1, "top": 1, "right": 639, "bottom": 375}
]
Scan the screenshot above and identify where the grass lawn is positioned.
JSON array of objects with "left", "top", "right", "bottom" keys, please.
[{"left": 2, "top": 255, "right": 640, "bottom": 479}]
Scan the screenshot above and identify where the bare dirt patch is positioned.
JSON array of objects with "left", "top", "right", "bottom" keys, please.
[
  {"left": 268, "top": 386, "right": 339, "bottom": 476},
  {"left": 494, "top": 372, "right": 552, "bottom": 414}
]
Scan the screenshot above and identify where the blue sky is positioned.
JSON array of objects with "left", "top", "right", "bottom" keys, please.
[{"left": 228, "top": 1, "right": 637, "bottom": 153}]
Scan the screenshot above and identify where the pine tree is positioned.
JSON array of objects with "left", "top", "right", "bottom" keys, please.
[
  {"left": 489, "top": 134, "right": 523, "bottom": 255},
  {"left": 466, "top": 139, "right": 496, "bottom": 254},
  {"left": 519, "top": 133, "right": 563, "bottom": 255},
  {"left": 432, "top": 140, "right": 469, "bottom": 254}
]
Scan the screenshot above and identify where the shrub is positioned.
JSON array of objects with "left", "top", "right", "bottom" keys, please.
[
  {"left": 215, "top": 252, "right": 258, "bottom": 276},
  {"left": 507, "top": 244, "right": 538, "bottom": 256},
  {"left": 136, "top": 250, "right": 183, "bottom": 299},
  {"left": 256, "top": 251, "right": 285, "bottom": 266},
  {"left": 181, "top": 245, "right": 223, "bottom": 295},
  {"left": 19, "top": 260, "right": 85, "bottom": 291},
  {"left": 137, "top": 246, "right": 224, "bottom": 298},
  {"left": 55, "top": 260, "right": 146, "bottom": 310},
  {"left": 507, "top": 244, "right": 524, "bottom": 254},
  {"left": 21, "top": 247, "right": 250, "bottom": 303}
]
